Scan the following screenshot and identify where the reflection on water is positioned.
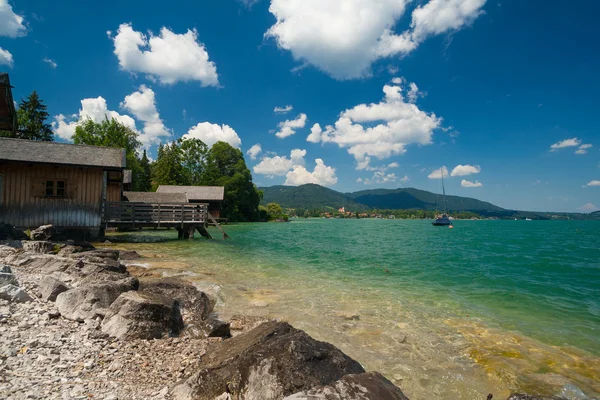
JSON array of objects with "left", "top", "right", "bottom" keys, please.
[{"left": 107, "top": 220, "right": 600, "bottom": 400}]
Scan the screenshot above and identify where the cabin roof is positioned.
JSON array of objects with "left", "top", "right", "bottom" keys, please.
[
  {"left": 156, "top": 185, "right": 225, "bottom": 201},
  {"left": 123, "top": 191, "right": 188, "bottom": 203},
  {"left": 0, "top": 137, "right": 126, "bottom": 169},
  {"left": 0, "top": 73, "right": 17, "bottom": 133}
]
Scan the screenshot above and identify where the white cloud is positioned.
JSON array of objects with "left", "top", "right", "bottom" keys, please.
[
  {"left": 110, "top": 23, "right": 219, "bottom": 86},
  {"left": 0, "top": 0, "right": 26, "bottom": 38},
  {"left": 461, "top": 179, "right": 483, "bottom": 188},
  {"left": 451, "top": 164, "right": 481, "bottom": 176},
  {"left": 400, "top": 175, "right": 410, "bottom": 183},
  {"left": 575, "top": 144, "right": 592, "bottom": 155},
  {"left": 550, "top": 137, "right": 581, "bottom": 152},
  {"left": 363, "top": 171, "right": 397, "bottom": 185},
  {"left": 253, "top": 148, "right": 306, "bottom": 176},
  {"left": 285, "top": 159, "right": 338, "bottom": 186},
  {"left": 247, "top": 144, "right": 262, "bottom": 160},
  {"left": 388, "top": 162, "right": 399, "bottom": 168},
  {"left": 428, "top": 166, "right": 449, "bottom": 179},
  {"left": 184, "top": 122, "right": 242, "bottom": 148},
  {"left": 578, "top": 203, "right": 599, "bottom": 213},
  {"left": 52, "top": 96, "right": 138, "bottom": 141},
  {"left": 265, "top": 0, "right": 486, "bottom": 80},
  {"left": 275, "top": 113, "right": 307, "bottom": 138},
  {"left": 121, "top": 85, "right": 171, "bottom": 146},
  {"left": 407, "top": 82, "right": 423, "bottom": 103},
  {"left": 584, "top": 180, "right": 600, "bottom": 187},
  {"left": 306, "top": 123, "right": 323, "bottom": 143},
  {"left": 274, "top": 105, "right": 293, "bottom": 114},
  {"left": 43, "top": 57, "right": 57, "bottom": 68},
  {"left": 312, "top": 79, "right": 441, "bottom": 162},
  {"left": 0, "top": 47, "right": 13, "bottom": 67}
]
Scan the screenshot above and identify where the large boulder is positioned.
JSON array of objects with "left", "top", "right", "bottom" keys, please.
[
  {"left": 0, "top": 284, "right": 33, "bottom": 303},
  {"left": 22, "top": 241, "right": 55, "bottom": 254},
  {"left": 170, "top": 321, "right": 365, "bottom": 400},
  {"left": 283, "top": 372, "right": 409, "bottom": 400},
  {"left": 101, "top": 291, "right": 183, "bottom": 340},
  {"left": 0, "top": 222, "right": 29, "bottom": 240},
  {"left": 39, "top": 276, "right": 70, "bottom": 302},
  {"left": 140, "top": 278, "right": 213, "bottom": 337},
  {"left": 55, "top": 278, "right": 139, "bottom": 321},
  {"left": 2, "top": 252, "right": 81, "bottom": 275},
  {"left": 30, "top": 225, "right": 56, "bottom": 241}
]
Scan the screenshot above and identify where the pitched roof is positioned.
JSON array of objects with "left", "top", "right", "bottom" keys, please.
[
  {"left": 0, "top": 137, "right": 126, "bottom": 169},
  {"left": 156, "top": 185, "right": 225, "bottom": 201},
  {"left": 123, "top": 191, "right": 188, "bottom": 203}
]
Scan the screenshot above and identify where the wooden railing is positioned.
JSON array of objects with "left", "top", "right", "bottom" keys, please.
[{"left": 102, "top": 202, "right": 208, "bottom": 228}]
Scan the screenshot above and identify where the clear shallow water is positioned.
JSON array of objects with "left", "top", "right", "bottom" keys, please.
[{"left": 109, "top": 220, "right": 600, "bottom": 399}]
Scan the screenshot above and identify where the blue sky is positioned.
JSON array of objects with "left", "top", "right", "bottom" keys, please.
[{"left": 1, "top": 0, "right": 599, "bottom": 212}]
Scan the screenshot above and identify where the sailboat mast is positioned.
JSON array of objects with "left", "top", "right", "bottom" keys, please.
[{"left": 441, "top": 167, "right": 448, "bottom": 213}]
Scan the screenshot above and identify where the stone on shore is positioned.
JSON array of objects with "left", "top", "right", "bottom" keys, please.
[
  {"left": 507, "top": 395, "right": 568, "bottom": 400},
  {"left": 22, "top": 240, "right": 55, "bottom": 254},
  {"left": 200, "top": 314, "right": 231, "bottom": 338},
  {"left": 39, "top": 276, "right": 70, "bottom": 301},
  {"left": 55, "top": 277, "right": 139, "bottom": 321},
  {"left": 0, "top": 222, "right": 29, "bottom": 240},
  {"left": 283, "top": 372, "right": 410, "bottom": 400},
  {"left": 170, "top": 321, "right": 365, "bottom": 400},
  {"left": 30, "top": 224, "right": 56, "bottom": 241},
  {"left": 0, "top": 271, "right": 19, "bottom": 286},
  {"left": 0, "top": 284, "right": 34, "bottom": 302},
  {"left": 119, "top": 250, "right": 142, "bottom": 260},
  {"left": 101, "top": 291, "right": 183, "bottom": 340}
]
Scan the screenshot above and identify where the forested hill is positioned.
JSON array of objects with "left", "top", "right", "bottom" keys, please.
[{"left": 259, "top": 184, "right": 504, "bottom": 212}]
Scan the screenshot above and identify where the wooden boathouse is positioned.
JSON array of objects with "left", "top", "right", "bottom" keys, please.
[{"left": 156, "top": 185, "right": 225, "bottom": 221}]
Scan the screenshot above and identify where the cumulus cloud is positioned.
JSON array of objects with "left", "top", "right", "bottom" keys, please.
[
  {"left": 550, "top": 137, "right": 581, "bottom": 152},
  {"left": 575, "top": 143, "right": 592, "bottom": 155},
  {"left": 265, "top": 0, "right": 486, "bottom": 79},
  {"left": 584, "top": 180, "right": 600, "bottom": 187},
  {"left": 43, "top": 57, "right": 57, "bottom": 68},
  {"left": 52, "top": 96, "right": 138, "bottom": 141},
  {"left": 0, "top": 47, "right": 13, "bottom": 67},
  {"left": 0, "top": 0, "right": 26, "bottom": 38},
  {"left": 110, "top": 23, "right": 219, "bottom": 86},
  {"left": 306, "top": 123, "right": 323, "bottom": 143},
  {"left": 253, "top": 149, "right": 306, "bottom": 176},
  {"left": 451, "top": 164, "right": 481, "bottom": 176},
  {"left": 274, "top": 105, "right": 293, "bottom": 114},
  {"left": 363, "top": 171, "right": 398, "bottom": 185},
  {"left": 247, "top": 144, "right": 262, "bottom": 160},
  {"left": 275, "top": 113, "right": 307, "bottom": 138},
  {"left": 578, "top": 203, "right": 599, "bottom": 213},
  {"left": 428, "top": 166, "right": 449, "bottom": 179},
  {"left": 121, "top": 85, "right": 171, "bottom": 146},
  {"left": 461, "top": 179, "right": 483, "bottom": 188},
  {"left": 184, "top": 122, "right": 242, "bottom": 148},
  {"left": 310, "top": 79, "right": 441, "bottom": 162},
  {"left": 285, "top": 159, "right": 338, "bottom": 186}
]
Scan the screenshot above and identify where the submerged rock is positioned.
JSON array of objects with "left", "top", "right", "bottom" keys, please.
[
  {"left": 171, "top": 321, "right": 365, "bottom": 400},
  {"left": 39, "top": 276, "right": 70, "bottom": 302},
  {"left": 283, "top": 372, "right": 409, "bottom": 400},
  {"left": 30, "top": 224, "right": 56, "bottom": 241},
  {"left": 119, "top": 250, "right": 141, "bottom": 260},
  {"left": 101, "top": 291, "right": 183, "bottom": 340},
  {"left": 507, "top": 395, "right": 568, "bottom": 400},
  {"left": 55, "top": 278, "right": 139, "bottom": 321},
  {"left": 0, "top": 284, "right": 33, "bottom": 303}
]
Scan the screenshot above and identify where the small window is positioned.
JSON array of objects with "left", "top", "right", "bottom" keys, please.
[{"left": 44, "top": 180, "right": 66, "bottom": 198}]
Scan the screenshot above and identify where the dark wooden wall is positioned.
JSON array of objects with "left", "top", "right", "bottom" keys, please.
[{"left": 0, "top": 162, "right": 115, "bottom": 229}]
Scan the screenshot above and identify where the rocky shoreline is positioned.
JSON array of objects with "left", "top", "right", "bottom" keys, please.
[{"left": 0, "top": 225, "right": 565, "bottom": 400}]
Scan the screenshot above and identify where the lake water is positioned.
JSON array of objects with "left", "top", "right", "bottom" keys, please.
[{"left": 110, "top": 220, "right": 600, "bottom": 399}]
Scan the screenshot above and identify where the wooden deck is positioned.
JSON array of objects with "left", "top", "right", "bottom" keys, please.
[{"left": 102, "top": 202, "right": 227, "bottom": 239}]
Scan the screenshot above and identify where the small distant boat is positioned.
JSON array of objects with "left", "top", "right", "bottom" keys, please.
[
  {"left": 525, "top": 218, "right": 532, "bottom": 221},
  {"left": 433, "top": 168, "right": 452, "bottom": 227}
]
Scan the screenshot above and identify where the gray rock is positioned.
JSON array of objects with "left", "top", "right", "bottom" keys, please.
[
  {"left": 200, "top": 314, "right": 231, "bottom": 338},
  {"left": 39, "top": 276, "right": 70, "bottom": 302},
  {"left": 101, "top": 291, "right": 183, "bottom": 340},
  {"left": 171, "top": 321, "right": 365, "bottom": 400},
  {"left": 507, "top": 395, "right": 568, "bottom": 400},
  {"left": 0, "top": 284, "right": 34, "bottom": 303},
  {"left": 283, "top": 372, "right": 409, "bottom": 400},
  {"left": 57, "top": 245, "right": 85, "bottom": 257},
  {"left": 22, "top": 240, "right": 56, "bottom": 254},
  {"left": 0, "top": 272, "right": 18, "bottom": 286},
  {"left": 30, "top": 225, "right": 56, "bottom": 241},
  {"left": 0, "top": 240, "right": 23, "bottom": 248},
  {"left": 140, "top": 278, "right": 213, "bottom": 338},
  {"left": 118, "top": 250, "right": 141, "bottom": 260},
  {"left": 55, "top": 278, "right": 139, "bottom": 321},
  {"left": 1, "top": 265, "right": 12, "bottom": 273}
]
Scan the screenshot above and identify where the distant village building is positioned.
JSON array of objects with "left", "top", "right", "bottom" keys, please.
[
  {"left": 156, "top": 185, "right": 225, "bottom": 220},
  {"left": 0, "top": 138, "right": 126, "bottom": 237}
]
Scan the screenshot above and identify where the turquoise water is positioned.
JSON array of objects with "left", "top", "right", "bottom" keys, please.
[{"left": 112, "top": 220, "right": 600, "bottom": 399}]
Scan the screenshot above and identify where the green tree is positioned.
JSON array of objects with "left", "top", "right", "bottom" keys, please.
[
  {"left": 138, "top": 150, "right": 153, "bottom": 192},
  {"left": 15, "top": 91, "right": 53, "bottom": 141},
  {"left": 179, "top": 138, "right": 208, "bottom": 185},
  {"left": 201, "top": 141, "right": 261, "bottom": 221},
  {"left": 73, "top": 118, "right": 144, "bottom": 190},
  {"left": 152, "top": 141, "right": 190, "bottom": 187}
]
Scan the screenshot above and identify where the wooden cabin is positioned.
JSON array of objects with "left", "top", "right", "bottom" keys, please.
[
  {"left": 156, "top": 185, "right": 225, "bottom": 220},
  {"left": 0, "top": 138, "right": 126, "bottom": 237}
]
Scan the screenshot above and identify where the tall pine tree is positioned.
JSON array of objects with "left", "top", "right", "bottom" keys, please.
[
  {"left": 17, "top": 91, "right": 53, "bottom": 141},
  {"left": 138, "top": 150, "right": 153, "bottom": 192}
]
